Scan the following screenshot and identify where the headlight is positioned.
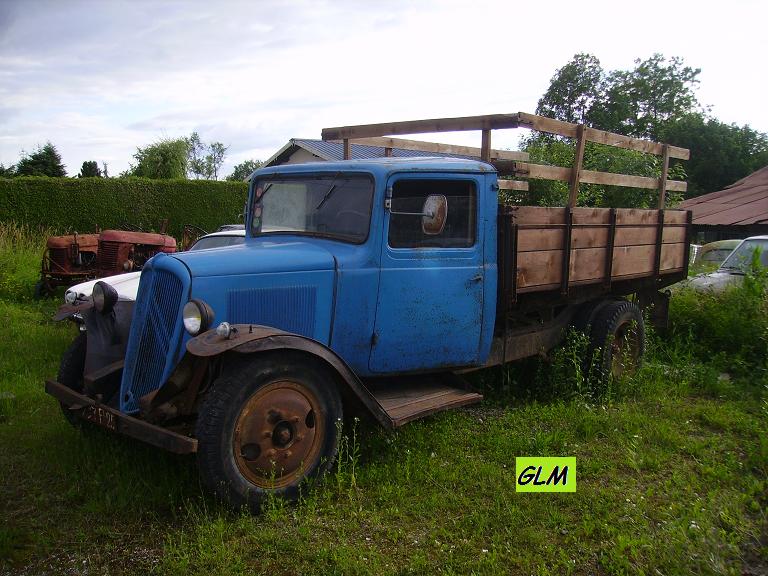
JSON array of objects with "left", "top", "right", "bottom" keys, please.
[
  {"left": 64, "top": 291, "right": 77, "bottom": 305},
  {"left": 92, "top": 281, "right": 118, "bottom": 314},
  {"left": 183, "top": 299, "right": 214, "bottom": 335}
]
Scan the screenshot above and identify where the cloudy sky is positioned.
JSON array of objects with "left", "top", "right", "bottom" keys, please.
[{"left": 1, "top": 0, "right": 766, "bottom": 178}]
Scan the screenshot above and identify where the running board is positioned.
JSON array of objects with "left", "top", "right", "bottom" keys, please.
[{"left": 367, "top": 375, "right": 483, "bottom": 428}]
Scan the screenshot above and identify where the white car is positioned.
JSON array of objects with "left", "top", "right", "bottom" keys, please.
[
  {"left": 64, "top": 229, "right": 246, "bottom": 304},
  {"left": 687, "top": 235, "right": 768, "bottom": 292}
]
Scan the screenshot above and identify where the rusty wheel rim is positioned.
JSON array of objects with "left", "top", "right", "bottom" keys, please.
[
  {"left": 232, "top": 380, "right": 324, "bottom": 489},
  {"left": 610, "top": 321, "right": 640, "bottom": 378}
]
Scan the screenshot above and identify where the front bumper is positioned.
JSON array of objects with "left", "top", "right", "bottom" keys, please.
[{"left": 45, "top": 380, "right": 197, "bottom": 455}]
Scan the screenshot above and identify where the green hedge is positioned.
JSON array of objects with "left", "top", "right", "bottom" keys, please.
[{"left": 0, "top": 176, "right": 248, "bottom": 238}]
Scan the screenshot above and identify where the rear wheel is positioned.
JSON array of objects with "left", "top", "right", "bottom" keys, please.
[
  {"left": 196, "top": 353, "right": 342, "bottom": 512},
  {"left": 587, "top": 300, "right": 644, "bottom": 382},
  {"left": 57, "top": 333, "right": 87, "bottom": 427}
]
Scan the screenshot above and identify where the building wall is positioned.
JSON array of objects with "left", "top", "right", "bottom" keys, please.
[
  {"left": 693, "top": 224, "right": 768, "bottom": 244},
  {"left": 282, "top": 148, "right": 324, "bottom": 165}
]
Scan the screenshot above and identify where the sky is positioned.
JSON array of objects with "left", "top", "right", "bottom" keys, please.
[{"left": 1, "top": 0, "right": 766, "bottom": 178}]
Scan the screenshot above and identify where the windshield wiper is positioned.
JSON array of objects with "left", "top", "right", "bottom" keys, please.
[{"left": 315, "top": 183, "right": 337, "bottom": 211}]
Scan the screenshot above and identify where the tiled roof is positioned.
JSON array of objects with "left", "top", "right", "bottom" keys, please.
[{"left": 680, "top": 165, "right": 768, "bottom": 225}]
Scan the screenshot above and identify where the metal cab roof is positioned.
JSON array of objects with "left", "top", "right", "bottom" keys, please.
[{"left": 251, "top": 156, "right": 497, "bottom": 181}]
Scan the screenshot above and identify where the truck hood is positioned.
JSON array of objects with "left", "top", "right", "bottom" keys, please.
[
  {"left": 170, "top": 239, "right": 337, "bottom": 277},
  {"left": 65, "top": 271, "right": 142, "bottom": 302},
  {"left": 686, "top": 270, "right": 743, "bottom": 292}
]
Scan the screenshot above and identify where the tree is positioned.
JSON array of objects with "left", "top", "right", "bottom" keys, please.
[
  {"left": 205, "top": 142, "right": 228, "bottom": 180},
  {"left": 78, "top": 160, "right": 102, "bottom": 178},
  {"left": 663, "top": 114, "right": 768, "bottom": 196},
  {"left": 537, "top": 53, "right": 604, "bottom": 125},
  {"left": 186, "top": 132, "right": 229, "bottom": 180},
  {"left": 15, "top": 142, "right": 67, "bottom": 177},
  {"left": 226, "top": 159, "right": 263, "bottom": 181},
  {"left": 129, "top": 138, "right": 188, "bottom": 179},
  {"left": 0, "top": 163, "right": 14, "bottom": 178},
  {"left": 590, "top": 54, "right": 701, "bottom": 140}
]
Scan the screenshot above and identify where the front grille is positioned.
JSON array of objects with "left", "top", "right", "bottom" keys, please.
[
  {"left": 120, "top": 266, "right": 184, "bottom": 413},
  {"left": 98, "top": 241, "right": 120, "bottom": 270}
]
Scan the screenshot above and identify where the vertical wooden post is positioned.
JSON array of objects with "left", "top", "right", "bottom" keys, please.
[
  {"left": 568, "top": 124, "right": 586, "bottom": 208},
  {"left": 384, "top": 147, "right": 393, "bottom": 157},
  {"left": 481, "top": 129, "right": 491, "bottom": 162},
  {"left": 343, "top": 139, "right": 351, "bottom": 160},
  {"left": 658, "top": 143, "right": 670, "bottom": 209}
]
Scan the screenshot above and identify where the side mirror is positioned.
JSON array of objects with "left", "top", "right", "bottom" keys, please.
[{"left": 422, "top": 194, "right": 447, "bottom": 235}]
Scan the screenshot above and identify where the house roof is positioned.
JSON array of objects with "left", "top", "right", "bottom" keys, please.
[
  {"left": 680, "top": 165, "right": 768, "bottom": 225},
  {"left": 263, "top": 138, "right": 478, "bottom": 167}
]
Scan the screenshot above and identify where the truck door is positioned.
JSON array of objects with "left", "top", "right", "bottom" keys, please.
[{"left": 369, "top": 175, "right": 484, "bottom": 373}]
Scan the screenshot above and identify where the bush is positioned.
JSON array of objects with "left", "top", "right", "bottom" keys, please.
[{"left": 0, "top": 176, "right": 248, "bottom": 238}]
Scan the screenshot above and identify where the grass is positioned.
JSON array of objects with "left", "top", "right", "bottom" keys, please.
[{"left": 0, "top": 224, "right": 766, "bottom": 575}]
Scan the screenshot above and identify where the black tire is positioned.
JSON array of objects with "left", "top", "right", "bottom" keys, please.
[
  {"left": 57, "top": 333, "right": 87, "bottom": 427},
  {"left": 196, "top": 352, "right": 343, "bottom": 512},
  {"left": 587, "top": 300, "right": 644, "bottom": 383}
]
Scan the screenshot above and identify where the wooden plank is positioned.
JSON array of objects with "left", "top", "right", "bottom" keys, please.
[
  {"left": 342, "top": 136, "right": 529, "bottom": 161},
  {"left": 516, "top": 224, "right": 686, "bottom": 252},
  {"left": 321, "top": 113, "right": 521, "bottom": 140},
  {"left": 515, "top": 242, "right": 686, "bottom": 289},
  {"left": 510, "top": 162, "right": 687, "bottom": 192},
  {"left": 343, "top": 138, "right": 351, "bottom": 160},
  {"left": 515, "top": 112, "right": 689, "bottom": 159},
  {"left": 481, "top": 129, "right": 491, "bottom": 162},
  {"left": 585, "top": 127, "right": 690, "bottom": 160},
  {"left": 498, "top": 179, "right": 529, "bottom": 191},
  {"left": 568, "top": 124, "right": 587, "bottom": 207},
  {"left": 658, "top": 144, "right": 670, "bottom": 209}
]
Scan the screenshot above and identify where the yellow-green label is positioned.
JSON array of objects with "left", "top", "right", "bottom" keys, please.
[{"left": 515, "top": 457, "right": 576, "bottom": 492}]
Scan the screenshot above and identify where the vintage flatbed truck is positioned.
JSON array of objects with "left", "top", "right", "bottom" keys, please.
[{"left": 47, "top": 112, "right": 691, "bottom": 511}]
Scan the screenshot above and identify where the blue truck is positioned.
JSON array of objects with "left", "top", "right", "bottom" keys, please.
[{"left": 48, "top": 113, "right": 692, "bottom": 511}]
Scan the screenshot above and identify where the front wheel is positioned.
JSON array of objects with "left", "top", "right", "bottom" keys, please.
[
  {"left": 196, "top": 353, "right": 343, "bottom": 512},
  {"left": 587, "top": 300, "right": 644, "bottom": 383},
  {"left": 57, "top": 333, "right": 87, "bottom": 427}
]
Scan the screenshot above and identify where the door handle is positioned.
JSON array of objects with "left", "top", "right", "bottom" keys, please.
[{"left": 470, "top": 274, "right": 483, "bottom": 283}]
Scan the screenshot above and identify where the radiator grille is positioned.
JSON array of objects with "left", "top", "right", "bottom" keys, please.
[
  {"left": 228, "top": 285, "right": 316, "bottom": 337},
  {"left": 98, "top": 241, "right": 120, "bottom": 270},
  {"left": 120, "top": 267, "right": 184, "bottom": 412}
]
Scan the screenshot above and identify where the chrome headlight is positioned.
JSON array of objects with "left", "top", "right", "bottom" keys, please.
[
  {"left": 92, "top": 281, "right": 118, "bottom": 315},
  {"left": 183, "top": 299, "right": 214, "bottom": 335},
  {"left": 64, "top": 290, "right": 77, "bottom": 305}
]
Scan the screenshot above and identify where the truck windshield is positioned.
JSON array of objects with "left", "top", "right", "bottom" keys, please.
[
  {"left": 719, "top": 239, "right": 768, "bottom": 273},
  {"left": 251, "top": 174, "right": 373, "bottom": 243}
]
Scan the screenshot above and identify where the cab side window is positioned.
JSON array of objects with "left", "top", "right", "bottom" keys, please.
[{"left": 388, "top": 180, "right": 476, "bottom": 248}]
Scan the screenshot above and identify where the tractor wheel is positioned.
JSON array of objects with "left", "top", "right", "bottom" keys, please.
[
  {"left": 196, "top": 352, "right": 342, "bottom": 512},
  {"left": 57, "top": 333, "right": 87, "bottom": 427},
  {"left": 587, "top": 300, "right": 644, "bottom": 383}
]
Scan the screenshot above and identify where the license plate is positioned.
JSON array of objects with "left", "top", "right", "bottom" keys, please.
[{"left": 82, "top": 405, "right": 117, "bottom": 431}]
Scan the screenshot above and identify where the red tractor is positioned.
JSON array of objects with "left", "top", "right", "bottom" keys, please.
[
  {"left": 96, "top": 230, "right": 176, "bottom": 275},
  {"left": 37, "top": 233, "right": 100, "bottom": 298},
  {"left": 37, "top": 229, "right": 177, "bottom": 297}
]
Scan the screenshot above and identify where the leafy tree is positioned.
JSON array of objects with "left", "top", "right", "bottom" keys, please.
[
  {"left": 590, "top": 54, "right": 701, "bottom": 140},
  {"left": 663, "top": 114, "right": 768, "bottom": 196},
  {"left": 129, "top": 138, "right": 188, "bottom": 179},
  {"left": 226, "top": 159, "right": 263, "bottom": 181},
  {"left": 187, "top": 132, "right": 206, "bottom": 179},
  {"left": 15, "top": 142, "right": 67, "bottom": 177},
  {"left": 537, "top": 53, "right": 604, "bottom": 125},
  {"left": 78, "top": 160, "right": 102, "bottom": 178},
  {"left": 205, "top": 142, "right": 228, "bottom": 180},
  {"left": 0, "top": 163, "right": 14, "bottom": 178},
  {"left": 186, "top": 132, "right": 229, "bottom": 180},
  {"left": 101, "top": 162, "right": 109, "bottom": 178}
]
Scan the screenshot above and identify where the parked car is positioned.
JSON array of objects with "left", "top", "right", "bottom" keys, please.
[
  {"left": 62, "top": 229, "right": 245, "bottom": 305},
  {"left": 690, "top": 239, "right": 741, "bottom": 274},
  {"left": 687, "top": 236, "right": 768, "bottom": 292}
]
